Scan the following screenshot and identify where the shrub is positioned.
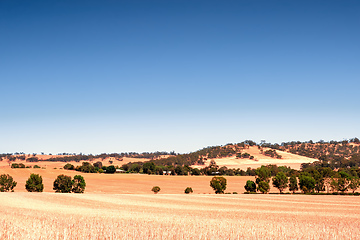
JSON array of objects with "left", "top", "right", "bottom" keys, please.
[
  {"left": 11, "top": 163, "right": 19, "bottom": 168},
  {"left": 53, "top": 175, "right": 72, "bottom": 193},
  {"left": 64, "top": 163, "right": 75, "bottom": 170},
  {"left": 185, "top": 187, "right": 193, "bottom": 194},
  {"left": 152, "top": 186, "right": 161, "bottom": 194},
  {"left": 72, "top": 175, "right": 86, "bottom": 193},
  {"left": 0, "top": 174, "right": 17, "bottom": 192},
  {"left": 244, "top": 180, "right": 256, "bottom": 192},
  {"left": 25, "top": 174, "right": 44, "bottom": 192},
  {"left": 33, "top": 165, "right": 41, "bottom": 169},
  {"left": 210, "top": 176, "right": 227, "bottom": 194}
]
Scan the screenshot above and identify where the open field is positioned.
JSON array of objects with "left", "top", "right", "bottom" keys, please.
[
  {"left": 0, "top": 193, "right": 359, "bottom": 239},
  {"left": 0, "top": 167, "right": 254, "bottom": 194}
]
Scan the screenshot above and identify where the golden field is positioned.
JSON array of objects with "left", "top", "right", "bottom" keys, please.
[{"left": 0, "top": 193, "right": 359, "bottom": 239}]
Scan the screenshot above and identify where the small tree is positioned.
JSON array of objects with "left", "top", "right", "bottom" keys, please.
[
  {"left": 349, "top": 177, "right": 360, "bottom": 193},
  {"left": 152, "top": 186, "right": 161, "bottom": 194},
  {"left": 0, "top": 174, "right": 17, "bottom": 192},
  {"left": 53, "top": 174, "right": 72, "bottom": 193},
  {"left": 257, "top": 181, "right": 270, "bottom": 194},
  {"left": 185, "top": 187, "right": 193, "bottom": 194},
  {"left": 244, "top": 180, "right": 256, "bottom": 192},
  {"left": 289, "top": 175, "right": 298, "bottom": 193},
  {"left": 25, "top": 174, "right": 44, "bottom": 192},
  {"left": 72, "top": 175, "right": 86, "bottom": 193},
  {"left": 272, "top": 172, "right": 288, "bottom": 193},
  {"left": 210, "top": 176, "right": 227, "bottom": 194}
]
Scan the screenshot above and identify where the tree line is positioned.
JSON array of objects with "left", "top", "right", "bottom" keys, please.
[{"left": 0, "top": 173, "right": 86, "bottom": 193}]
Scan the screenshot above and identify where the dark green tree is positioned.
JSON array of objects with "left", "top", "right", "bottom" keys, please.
[
  {"left": 244, "top": 180, "right": 256, "bottom": 192},
  {"left": 255, "top": 166, "right": 271, "bottom": 184},
  {"left": 289, "top": 175, "right": 298, "bottom": 193},
  {"left": 257, "top": 181, "right": 270, "bottom": 194},
  {"left": 299, "top": 175, "right": 316, "bottom": 193},
  {"left": 25, "top": 174, "right": 44, "bottom": 192},
  {"left": 0, "top": 174, "right": 17, "bottom": 192},
  {"left": 106, "top": 165, "right": 116, "bottom": 174},
  {"left": 53, "top": 174, "right": 72, "bottom": 193},
  {"left": 210, "top": 176, "right": 227, "bottom": 194},
  {"left": 272, "top": 172, "right": 288, "bottom": 193},
  {"left": 143, "top": 162, "right": 156, "bottom": 174},
  {"left": 72, "top": 175, "right": 86, "bottom": 193}
]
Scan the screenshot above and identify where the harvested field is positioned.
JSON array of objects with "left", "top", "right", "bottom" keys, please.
[{"left": 0, "top": 193, "right": 359, "bottom": 239}]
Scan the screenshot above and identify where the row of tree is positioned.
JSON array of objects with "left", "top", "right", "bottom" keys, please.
[
  {"left": 0, "top": 174, "right": 86, "bottom": 193},
  {"left": 243, "top": 165, "right": 360, "bottom": 194}
]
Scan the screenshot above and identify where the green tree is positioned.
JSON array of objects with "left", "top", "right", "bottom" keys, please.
[
  {"left": 338, "top": 171, "right": 351, "bottom": 193},
  {"left": 53, "top": 174, "right": 72, "bottom": 193},
  {"left": 244, "top": 180, "right": 256, "bottom": 192},
  {"left": 257, "top": 181, "right": 270, "bottom": 194},
  {"left": 151, "top": 186, "right": 161, "bottom": 194},
  {"left": 106, "top": 165, "right": 116, "bottom": 174},
  {"left": 289, "top": 175, "right": 298, "bottom": 193},
  {"left": 299, "top": 175, "right": 316, "bottom": 193},
  {"left": 143, "top": 162, "right": 156, "bottom": 174},
  {"left": 25, "top": 174, "right": 44, "bottom": 192},
  {"left": 349, "top": 177, "right": 360, "bottom": 193},
  {"left": 0, "top": 174, "right": 17, "bottom": 192},
  {"left": 210, "top": 176, "right": 227, "bottom": 194},
  {"left": 272, "top": 172, "right": 288, "bottom": 193},
  {"left": 72, "top": 175, "right": 86, "bottom": 193},
  {"left": 255, "top": 166, "right": 271, "bottom": 184},
  {"left": 185, "top": 187, "right": 193, "bottom": 194}
]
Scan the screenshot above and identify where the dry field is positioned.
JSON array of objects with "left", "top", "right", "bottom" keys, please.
[
  {"left": 0, "top": 193, "right": 359, "bottom": 239},
  {"left": 0, "top": 167, "right": 254, "bottom": 194}
]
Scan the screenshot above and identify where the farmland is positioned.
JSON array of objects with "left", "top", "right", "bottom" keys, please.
[{"left": 1, "top": 193, "right": 359, "bottom": 239}]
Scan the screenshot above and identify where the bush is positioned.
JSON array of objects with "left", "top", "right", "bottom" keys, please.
[
  {"left": 64, "top": 163, "right": 75, "bottom": 170},
  {"left": 185, "top": 187, "right": 193, "bottom": 194},
  {"left": 33, "top": 165, "right": 41, "bottom": 169},
  {"left": 72, "top": 175, "right": 86, "bottom": 193},
  {"left": 25, "top": 174, "right": 44, "bottom": 192},
  {"left": 210, "top": 176, "right": 227, "bottom": 194},
  {"left": 53, "top": 175, "right": 72, "bottom": 193},
  {"left": 152, "top": 186, "right": 161, "bottom": 194},
  {"left": 0, "top": 174, "right": 17, "bottom": 192},
  {"left": 244, "top": 180, "right": 256, "bottom": 192}
]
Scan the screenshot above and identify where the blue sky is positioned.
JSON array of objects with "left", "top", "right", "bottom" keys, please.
[{"left": 1, "top": 0, "right": 359, "bottom": 154}]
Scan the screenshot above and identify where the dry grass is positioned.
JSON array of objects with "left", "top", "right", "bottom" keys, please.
[{"left": 0, "top": 193, "right": 359, "bottom": 239}]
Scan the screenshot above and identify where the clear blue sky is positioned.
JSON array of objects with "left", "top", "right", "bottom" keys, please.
[{"left": 1, "top": 0, "right": 359, "bottom": 154}]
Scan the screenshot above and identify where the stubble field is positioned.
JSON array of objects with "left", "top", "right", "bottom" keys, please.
[{"left": 1, "top": 193, "right": 359, "bottom": 239}]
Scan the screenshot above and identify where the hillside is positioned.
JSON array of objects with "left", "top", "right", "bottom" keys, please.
[
  {"left": 205, "top": 146, "right": 317, "bottom": 170},
  {"left": 1, "top": 138, "right": 360, "bottom": 171}
]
